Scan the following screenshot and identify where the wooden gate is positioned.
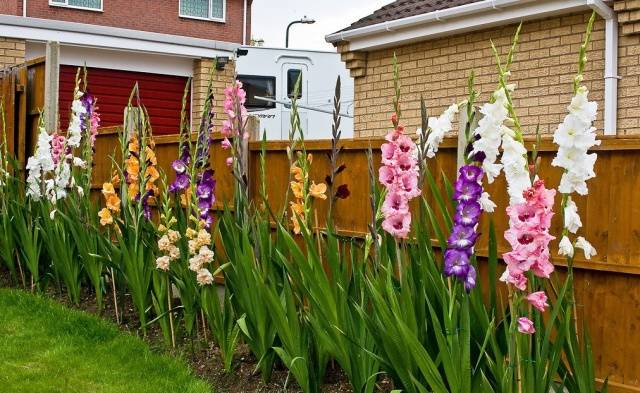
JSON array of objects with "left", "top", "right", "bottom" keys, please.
[{"left": 0, "top": 57, "right": 46, "bottom": 167}]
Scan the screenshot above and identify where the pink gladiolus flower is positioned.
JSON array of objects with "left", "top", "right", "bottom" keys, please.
[
  {"left": 526, "top": 291, "right": 549, "bottom": 312},
  {"left": 221, "top": 138, "right": 232, "bottom": 150},
  {"left": 378, "top": 166, "right": 396, "bottom": 188},
  {"left": 381, "top": 212, "right": 411, "bottom": 239},
  {"left": 378, "top": 114, "right": 421, "bottom": 239},
  {"left": 221, "top": 120, "right": 233, "bottom": 137},
  {"left": 382, "top": 191, "right": 409, "bottom": 216},
  {"left": 381, "top": 143, "right": 396, "bottom": 164},
  {"left": 500, "top": 268, "right": 527, "bottom": 291},
  {"left": 502, "top": 180, "right": 556, "bottom": 291},
  {"left": 226, "top": 157, "right": 234, "bottom": 167},
  {"left": 517, "top": 317, "right": 536, "bottom": 334}
]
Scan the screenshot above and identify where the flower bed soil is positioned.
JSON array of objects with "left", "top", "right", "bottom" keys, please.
[{"left": 0, "top": 268, "right": 393, "bottom": 393}]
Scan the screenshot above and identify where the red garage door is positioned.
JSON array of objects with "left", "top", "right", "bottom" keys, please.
[{"left": 59, "top": 65, "right": 190, "bottom": 135}]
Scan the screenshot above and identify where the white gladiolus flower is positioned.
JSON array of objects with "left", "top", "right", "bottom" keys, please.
[
  {"left": 188, "top": 255, "right": 204, "bottom": 272},
  {"left": 25, "top": 127, "right": 55, "bottom": 201},
  {"left": 501, "top": 133, "right": 531, "bottom": 204},
  {"left": 575, "top": 236, "right": 596, "bottom": 259},
  {"left": 558, "top": 236, "right": 574, "bottom": 258},
  {"left": 469, "top": 87, "right": 511, "bottom": 183},
  {"left": 73, "top": 157, "right": 86, "bottom": 168},
  {"left": 564, "top": 197, "right": 582, "bottom": 234},
  {"left": 67, "top": 93, "right": 86, "bottom": 148},
  {"left": 198, "top": 245, "right": 215, "bottom": 264},
  {"left": 422, "top": 103, "right": 458, "bottom": 158},
  {"left": 156, "top": 256, "right": 171, "bottom": 271},
  {"left": 479, "top": 192, "right": 496, "bottom": 213},
  {"left": 568, "top": 86, "right": 597, "bottom": 125},
  {"left": 552, "top": 85, "right": 600, "bottom": 196},
  {"left": 196, "top": 268, "right": 214, "bottom": 286}
]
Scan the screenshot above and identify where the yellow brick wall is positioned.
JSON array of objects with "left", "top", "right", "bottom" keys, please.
[
  {"left": 351, "top": 12, "right": 638, "bottom": 138},
  {"left": 0, "top": 37, "right": 25, "bottom": 69},
  {"left": 192, "top": 58, "right": 236, "bottom": 132}
]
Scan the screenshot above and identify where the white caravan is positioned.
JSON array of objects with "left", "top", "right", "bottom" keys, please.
[{"left": 235, "top": 46, "right": 354, "bottom": 140}]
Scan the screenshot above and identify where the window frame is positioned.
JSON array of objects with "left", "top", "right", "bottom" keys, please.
[
  {"left": 178, "top": 0, "right": 226, "bottom": 23},
  {"left": 237, "top": 74, "right": 277, "bottom": 110},
  {"left": 49, "top": 0, "right": 103, "bottom": 12}
]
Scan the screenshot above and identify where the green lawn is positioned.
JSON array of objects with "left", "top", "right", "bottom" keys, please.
[{"left": 0, "top": 289, "right": 211, "bottom": 393}]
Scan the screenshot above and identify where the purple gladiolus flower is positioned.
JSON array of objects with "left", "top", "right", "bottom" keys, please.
[
  {"left": 459, "top": 165, "right": 483, "bottom": 183},
  {"left": 141, "top": 190, "right": 153, "bottom": 220},
  {"left": 169, "top": 173, "right": 190, "bottom": 193},
  {"left": 198, "top": 198, "right": 212, "bottom": 215},
  {"left": 447, "top": 224, "right": 479, "bottom": 250},
  {"left": 180, "top": 144, "right": 191, "bottom": 164},
  {"left": 454, "top": 179, "right": 482, "bottom": 202},
  {"left": 195, "top": 169, "right": 216, "bottom": 229},
  {"left": 444, "top": 249, "right": 470, "bottom": 279},
  {"left": 464, "top": 265, "right": 477, "bottom": 292},
  {"left": 455, "top": 201, "right": 482, "bottom": 226},
  {"left": 172, "top": 159, "right": 188, "bottom": 174}
]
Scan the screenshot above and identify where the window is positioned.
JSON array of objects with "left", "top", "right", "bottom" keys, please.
[
  {"left": 238, "top": 75, "right": 276, "bottom": 110},
  {"left": 49, "top": 0, "right": 102, "bottom": 11},
  {"left": 287, "top": 69, "right": 302, "bottom": 99},
  {"left": 179, "top": 0, "right": 225, "bottom": 22}
]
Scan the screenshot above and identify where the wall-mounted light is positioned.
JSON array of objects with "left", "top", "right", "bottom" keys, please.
[{"left": 216, "top": 56, "right": 230, "bottom": 70}]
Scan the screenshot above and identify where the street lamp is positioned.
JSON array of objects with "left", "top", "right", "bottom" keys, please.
[{"left": 285, "top": 16, "right": 316, "bottom": 48}]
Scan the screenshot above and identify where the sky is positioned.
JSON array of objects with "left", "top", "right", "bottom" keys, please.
[{"left": 251, "top": 0, "right": 391, "bottom": 51}]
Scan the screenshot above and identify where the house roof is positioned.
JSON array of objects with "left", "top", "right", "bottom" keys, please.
[{"left": 340, "top": 0, "right": 483, "bottom": 32}]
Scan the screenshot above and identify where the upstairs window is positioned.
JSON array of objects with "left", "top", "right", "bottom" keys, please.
[
  {"left": 49, "top": 0, "right": 102, "bottom": 11},
  {"left": 180, "top": 0, "right": 225, "bottom": 22}
]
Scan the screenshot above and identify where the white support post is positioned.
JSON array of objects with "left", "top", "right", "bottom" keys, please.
[{"left": 44, "top": 41, "right": 60, "bottom": 134}]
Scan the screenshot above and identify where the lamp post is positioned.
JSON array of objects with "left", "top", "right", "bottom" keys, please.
[{"left": 285, "top": 16, "right": 316, "bottom": 48}]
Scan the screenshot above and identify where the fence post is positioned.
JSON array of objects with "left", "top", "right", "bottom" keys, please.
[
  {"left": 243, "top": 115, "right": 260, "bottom": 200},
  {"left": 44, "top": 41, "right": 60, "bottom": 134}
]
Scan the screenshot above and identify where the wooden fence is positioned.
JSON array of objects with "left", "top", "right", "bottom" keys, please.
[{"left": 2, "top": 57, "right": 640, "bottom": 392}]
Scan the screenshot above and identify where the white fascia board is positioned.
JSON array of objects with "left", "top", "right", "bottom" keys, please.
[
  {"left": 0, "top": 15, "right": 238, "bottom": 58},
  {"left": 334, "top": 0, "right": 596, "bottom": 51}
]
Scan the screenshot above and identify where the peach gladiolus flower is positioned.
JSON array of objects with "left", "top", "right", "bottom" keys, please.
[
  {"left": 290, "top": 163, "right": 303, "bottom": 181},
  {"left": 290, "top": 181, "right": 304, "bottom": 199},
  {"left": 309, "top": 182, "right": 327, "bottom": 200},
  {"left": 102, "top": 182, "right": 115, "bottom": 195},
  {"left": 106, "top": 193, "right": 121, "bottom": 213},
  {"left": 98, "top": 208, "right": 113, "bottom": 226}
]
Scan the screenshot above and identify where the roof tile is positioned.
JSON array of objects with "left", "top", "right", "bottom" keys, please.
[{"left": 341, "top": 0, "right": 483, "bottom": 32}]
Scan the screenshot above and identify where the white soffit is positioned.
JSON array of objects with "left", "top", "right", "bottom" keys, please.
[
  {"left": 26, "top": 42, "right": 195, "bottom": 77},
  {"left": 0, "top": 14, "right": 238, "bottom": 58}
]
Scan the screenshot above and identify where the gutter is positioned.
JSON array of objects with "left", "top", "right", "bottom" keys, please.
[
  {"left": 0, "top": 14, "right": 239, "bottom": 58},
  {"left": 326, "top": 0, "right": 618, "bottom": 135},
  {"left": 587, "top": 0, "right": 619, "bottom": 135},
  {"left": 326, "top": 0, "right": 536, "bottom": 44}
]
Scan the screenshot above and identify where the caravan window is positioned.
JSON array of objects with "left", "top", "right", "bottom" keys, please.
[
  {"left": 238, "top": 75, "right": 276, "bottom": 110},
  {"left": 287, "top": 69, "right": 302, "bottom": 99}
]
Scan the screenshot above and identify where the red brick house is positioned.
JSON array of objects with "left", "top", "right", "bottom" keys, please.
[{"left": 0, "top": 0, "right": 252, "bottom": 133}]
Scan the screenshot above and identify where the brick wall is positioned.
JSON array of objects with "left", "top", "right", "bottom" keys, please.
[
  {"left": 5, "top": 0, "right": 248, "bottom": 43},
  {"left": 0, "top": 0, "right": 20, "bottom": 15},
  {"left": 347, "top": 12, "right": 639, "bottom": 138},
  {"left": 0, "top": 37, "right": 25, "bottom": 69},
  {"left": 192, "top": 58, "right": 236, "bottom": 132}
]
